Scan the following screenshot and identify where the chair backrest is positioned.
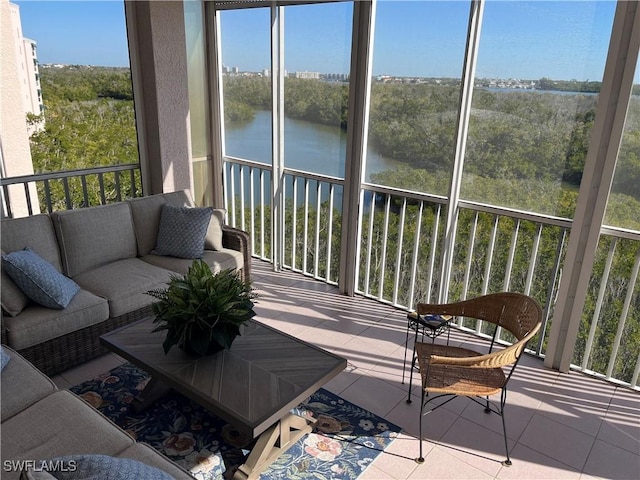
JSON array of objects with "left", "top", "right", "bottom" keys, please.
[{"left": 417, "top": 292, "right": 542, "bottom": 341}]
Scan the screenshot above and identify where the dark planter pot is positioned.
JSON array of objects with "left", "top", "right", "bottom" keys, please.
[
  {"left": 177, "top": 329, "right": 240, "bottom": 358},
  {"left": 179, "top": 341, "right": 225, "bottom": 358}
]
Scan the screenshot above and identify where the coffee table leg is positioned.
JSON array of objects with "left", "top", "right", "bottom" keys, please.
[
  {"left": 233, "top": 414, "right": 316, "bottom": 480},
  {"left": 131, "top": 377, "right": 172, "bottom": 413}
]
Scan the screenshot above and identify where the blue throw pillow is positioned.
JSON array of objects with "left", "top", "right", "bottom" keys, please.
[
  {"left": 152, "top": 205, "right": 213, "bottom": 259},
  {"left": 0, "top": 346, "right": 10, "bottom": 371},
  {"left": 1, "top": 248, "right": 80, "bottom": 309},
  {"left": 28, "top": 455, "right": 174, "bottom": 480}
]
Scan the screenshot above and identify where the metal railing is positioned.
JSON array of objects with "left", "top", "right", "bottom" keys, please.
[
  {"left": 223, "top": 157, "right": 343, "bottom": 283},
  {"left": 1, "top": 164, "right": 142, "bottom": 218},
  {"left": 224, "top": 157, "right": 640, "bottom": 389}
]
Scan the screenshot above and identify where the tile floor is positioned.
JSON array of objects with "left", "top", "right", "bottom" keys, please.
[{"left": 52, "top": 259, "right": 640, "bottom": 480}]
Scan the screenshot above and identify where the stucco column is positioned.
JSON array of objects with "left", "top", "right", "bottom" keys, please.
[{"left": 125, "top": 0, "right": 193, "bottom": 196}]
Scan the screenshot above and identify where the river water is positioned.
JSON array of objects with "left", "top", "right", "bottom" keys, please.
[{"left": 224, "top": 110, "right": 399, "bottom": 181}]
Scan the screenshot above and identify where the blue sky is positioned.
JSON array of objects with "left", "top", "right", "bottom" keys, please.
[{"left": 15, "top": 0, "right": 617, "bottom": 81}]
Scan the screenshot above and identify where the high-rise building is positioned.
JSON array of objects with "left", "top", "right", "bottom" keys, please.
[{"left": 0, "top": 0, "right": 40, "bottom": 217}]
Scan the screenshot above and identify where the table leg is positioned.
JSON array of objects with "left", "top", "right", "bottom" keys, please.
[
  {"left": 232, "top": 414, "right": 316, "bottom": 480},
  {"left": 131, "top": 377, "right": 172, "bottom": 413}
]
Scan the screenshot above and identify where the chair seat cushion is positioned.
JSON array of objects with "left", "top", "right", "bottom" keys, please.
[
  {"left": 141, "top": 248, "right": 244, "bottom": 276},
  {"left": 72, "top": 259, "right": 174, "bottom": 318},
  {"left": 2, "top": 290, "right": 109, "bottom": 351},
  {"left": 0, "top": 391, "right": 134, "bottom": 480},
  {"left": 415, "top": 343, "right": 506, "bottom": 396},
  {"left": 0, "top": 346, "right": 57, "bottom": 422}
]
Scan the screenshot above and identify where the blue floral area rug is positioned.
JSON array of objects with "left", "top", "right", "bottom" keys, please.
[{"left": 70, "top": 363, "right": 400, "bottom": 480}]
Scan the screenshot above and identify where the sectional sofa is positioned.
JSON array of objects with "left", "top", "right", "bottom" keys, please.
[
  {"left": 0, "top": 345, "right": 195, "bottom": 479},
  {"left": 0, "top": 190, "right": 251, "bottom": 376}
]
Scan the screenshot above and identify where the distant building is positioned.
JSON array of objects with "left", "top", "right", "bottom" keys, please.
[
  {"left": 8, "top": 2, "right": 44, "bottom": 131},
  {"left": 322, "top": 72, "right": 349, "bottom": 82},
  {"left": 0, "top": 0, "right": 40, "bottom": 217},
  {"left": 231, "top": 66, "right": 239, "bottom": 74},
  {"left": 295, "top": 71, "right": 320, "bottom": 79},
  {"left": 22, "top": 39, "right": 43, "bottom": 119}
]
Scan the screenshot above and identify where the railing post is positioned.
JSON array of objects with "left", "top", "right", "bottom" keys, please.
[
  {"left": 439, "top": 0, "right": 485, "bottom": 304},
  {"left": 545, "top": 0, "right": 640, "bottom": 372},
  {"left": 340, "top": 0, "right": 375, "bottom": 295}
]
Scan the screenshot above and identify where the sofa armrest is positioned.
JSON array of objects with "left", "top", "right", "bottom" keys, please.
[{"left": 222, "top": 225, "right": 251, "bottom": 282}]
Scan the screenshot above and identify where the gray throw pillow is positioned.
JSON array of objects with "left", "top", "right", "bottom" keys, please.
[
  {"left": 204, "top": 209, "right": 226, "bottom": 251},
  {"left": 152, "top": 205, "right": 213, "bottom": 259},
  {"left": 2, "top": 248, "right": 80, "bottom": 309},
  {"left": 21, "top": 455, "right": 174, "bottom": 480}
]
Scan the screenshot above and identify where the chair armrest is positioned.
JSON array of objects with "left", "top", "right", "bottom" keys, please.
[{"left": 222, "top": 225, "right": 251, "bottom": 282}]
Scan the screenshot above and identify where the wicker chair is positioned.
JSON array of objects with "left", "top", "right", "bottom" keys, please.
[{"left": 407, "top": 292, "right": 542, "bottom": 466}]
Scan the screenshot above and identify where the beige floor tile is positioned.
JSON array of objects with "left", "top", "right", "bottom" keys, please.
[
  {"left": 371, "top": 433, "right": 425, "bottom": 480},
  {"left": 385, "top": 397, "right": 458, "bottom": 441},
  {"left": 518, "top": 413, "right": 596, "bottom": 471},
  {"left": 322, "top": 368, "right": 361, "bottom": 395},
  {"left": 259, "top": 306, "right": 330, "bottom": 336},
  {"left": 496, "top": 443, "right": 581, "bottom": 480},
  {"left": 358, "top": 463, "right": 399, "bottom": 480},
  {"left": 58, "top": 353, "right": 125, "bottom": 386},
  {"left": 408, "top": 446, "right": 495, "bottom": 479},
  {"left": 50, "top": 374, "right": 72, "bottom": 389},
  {"left": 294, "top": 323, "right": 362, "bottom": 351},
  {"left": 436, "top": 416, "right": 511, "bottom": 477},
  {"left": 460, "top": 389, "right": 537, "bottom": 441},
  {"left": 596, "top": 387, "right": 640, "bottom": 454},
  {"left": 582, "top": 438, "right": 640, "bottom": 480},
  {"left": 536, "top": 373, "right": 615, "bottom": 437},
  {"left": 579, "top": 474, "right": 606, "bottom": 480},
  {"left": 340, "top": 374, "right": 408, "bottom": 419}
]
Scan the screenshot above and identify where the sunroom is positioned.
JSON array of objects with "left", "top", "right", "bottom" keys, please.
[{"left": 1, "top": 1, "right": 639, "bottom": 479}]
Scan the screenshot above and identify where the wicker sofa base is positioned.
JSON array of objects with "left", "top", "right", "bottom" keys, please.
[{"left": 15, "top": 306, "right": 154, "bottom": 377}]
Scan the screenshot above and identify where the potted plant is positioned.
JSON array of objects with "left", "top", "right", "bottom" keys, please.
[{"left": 147, "top": 260, "right": 257, "bottom": 357}]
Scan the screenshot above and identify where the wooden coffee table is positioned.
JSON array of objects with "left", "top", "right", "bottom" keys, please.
[{"left": 100, "top": 316, "right": 347, "bottom": 480}]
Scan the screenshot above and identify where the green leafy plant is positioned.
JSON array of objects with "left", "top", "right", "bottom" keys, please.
[{"left": 147, "top": 261, "right": 257, "bottom": 357}]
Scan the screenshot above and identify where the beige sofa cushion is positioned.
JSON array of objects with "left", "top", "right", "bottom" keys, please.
[
  {"left": 117, "top": 443, "right": 195, "bottom": 479},
  {"left": 51, "top": 203, "right": 137, "bottom": 277},
  {"left": 72, "top": 258, "right": 174, "bottom": 318},
  {"left": 0, "top": 391, "right": 135, "bottom": 480},
  {"left": 2, "top": 289, "right": 109, "bottom": 350},
  {"left": 141, "top": 248, "right": 244, "bottom": 276},
  {"left": 204, "top": 209, "right": 226, "bottom": 251},
  {"left": 0, "top": 346, "right": 57, "bottom": 422},
  {"left": 1, "top": 214, "right": 62, "bottom": 271},
  {"left": 1, "top": 263, "right": 30, "bottom": 316}
]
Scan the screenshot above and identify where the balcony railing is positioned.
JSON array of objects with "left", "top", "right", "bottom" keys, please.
[
  {"left": 1, "top": 164, "right": 142, "bottom": 218},
  {"left": 224, "top": 157, "right": 640, "bottom": 390}
]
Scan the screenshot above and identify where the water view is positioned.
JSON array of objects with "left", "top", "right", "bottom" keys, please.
[{"left": 224, "top": 110, "right": 399, "bottom": 180}]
